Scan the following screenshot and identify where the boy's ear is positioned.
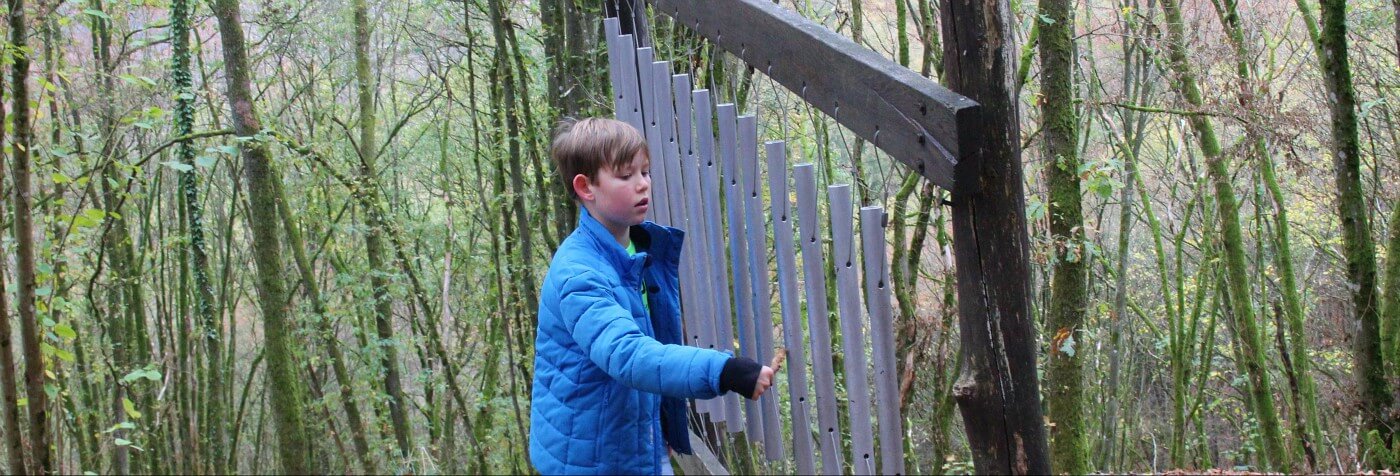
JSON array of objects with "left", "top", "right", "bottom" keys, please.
[{"left": 571, "top": 174, "right": 594, "bottom": 202}]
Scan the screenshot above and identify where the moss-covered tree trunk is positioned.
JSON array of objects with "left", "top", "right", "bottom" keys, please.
[
  {"left": 7, "top": 0, "right": 51, "bottom": 471},
  {"left": 1317, "top": 0, "right": 1395, "bottom": 457},
  {"left": 352, "top": 0, "right": 414, "bottom": 459},
  {"left": 1385, "top": 202, "right": 1400, "bottom": 388},
  {"left": 1039, "top": 0, "right": 1087, "bottom": 472},
  {"left": 209, "top": 0, "right": 312, "bottom": 471},
  {"left": 271, "top": 165, "right": 376, "bottom": 473},
  {"left": 1159, "top": 0, "right": 1290, "bottom": 470},
  {"left": 0, "top": 68, "right": 27, "bottom": 475},
  {"left": 1212, "top": 0, "right": 1322, "bottom": 468}
]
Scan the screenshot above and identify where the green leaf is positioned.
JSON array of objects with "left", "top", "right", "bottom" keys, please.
[
  {"left": 162, "top": 161, "right": 194, "bottom": 173},
  {"left": 121, "top": 368, "right": 161, "bottom": 384},
  {"left": 34, "top": 286, "right": 51, "bottom": 297},
  {"left": 195, "top": 155, "right": 217, "bottom": 168},
  {"left": 51, "top": 172, "right": 71, "bottom": 184},
  {"left": 54, "top": 323, "right": 76, "bottom": 340},
  {"left": 41, "top": 343, "right": 74, "bottom": 363},
  {"left": 82, "top": 8, "right": 111, "bottom": 20},
  {"left": 114, "top": 438, "right": 132, "bottom": 447},
  {"left": 104, "top": 421, "right": 136, "bottom": 433},
  {"left": 123, "top": 398, "right": 142, "bottom": 420}
]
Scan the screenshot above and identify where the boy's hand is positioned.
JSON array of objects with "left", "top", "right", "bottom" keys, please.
[
  {"left": 751, "top": 366, "right": 775, "bottom": 399},
  {"left": 720, "top": 357, "right": 775, "bottom": 400}
]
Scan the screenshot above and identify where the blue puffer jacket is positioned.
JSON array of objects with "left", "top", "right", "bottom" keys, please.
[{"left": 530, "top": 209, "right": 732, "bottom": 475}]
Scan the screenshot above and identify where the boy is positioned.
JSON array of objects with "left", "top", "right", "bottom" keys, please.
[{"left": 530, "top": 118, "right": 773, "bottom": 475}]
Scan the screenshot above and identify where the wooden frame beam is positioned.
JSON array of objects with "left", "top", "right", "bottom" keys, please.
[{"left": 645, "top": 0, "right": 979, "bottom": 193}]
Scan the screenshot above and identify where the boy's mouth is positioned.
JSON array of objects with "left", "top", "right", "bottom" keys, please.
[{"left": 635, "top": 198, "right": 649, "bottom": 208}]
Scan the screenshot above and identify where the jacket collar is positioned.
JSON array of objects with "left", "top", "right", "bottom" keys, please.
[{"left": 577, "top": 209, "right": 684, "bottom": 282}]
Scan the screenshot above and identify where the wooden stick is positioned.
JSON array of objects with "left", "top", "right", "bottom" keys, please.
[{"left": 769, "top": 347, "right": 786, "bottom": 373}]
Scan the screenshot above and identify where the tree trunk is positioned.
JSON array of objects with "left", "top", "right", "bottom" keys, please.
[
  {"left": 939, "top": 0, "right": 1051, "bottom": 472},
  {"left": 272, "top": 170, "right": 376, "bottom": 473},
  {"left": 1159, "top": 0, "right": 1291, "bottom": 470},
  {"left": 0, "top": 65, "right": 27, "bottom": 474},
  {"left": 1211, "top": 0, "right": 1323, "bottom": 468},
  {"left": 7, "top": 0, "right": 51, "bottom": 471},
  {"left": 169, "top": 0, "right": 226, "bottom": 470},
  {"left": 353, "top": 0, "right": 414, "bottom": 459},
  {"left": 1384, "top": 202, "right": 1400, "bottom": 390},
  {"left": 209, "top": 0, "right": 312, "bottom": 471},
  {"left": 488, "top": 0, "right": 541, "bottom": 330},
  {"left": 89, "top": 3, "right": 158, "bottom": 471},
  {"left": 1097, "top": 8, "right": 1153, "bottom": 464},
  {"left": 1039, "top": 0, "right": 1087, "bottom": 472},
  {"left": 1317, "top": 0, "right": 1394, "bottom": 454}
]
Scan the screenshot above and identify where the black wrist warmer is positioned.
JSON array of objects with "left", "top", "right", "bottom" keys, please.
[{"left": 719, "top": 357, "right": 763, "bottom": 399}]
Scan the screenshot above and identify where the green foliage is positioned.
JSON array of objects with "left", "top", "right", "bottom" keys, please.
[{"left": 1363, "top": 430, "right": 1397, "bottom": 469}]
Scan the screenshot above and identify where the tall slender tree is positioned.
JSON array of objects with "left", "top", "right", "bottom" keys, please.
[
  {"left": 169, "top": 0, "right": 226, "bottom": 470},
  {"left": 353, "top": 0, "right": 413, "bottom": 459},
  {"left": 1317, "top": 0, "right": 1394, "bottom": 457},
  {"left": 209, "top": 0, "right": 313, "bottom": 471},
  {"left": 1159, "top": 0, "right": 1290, "bottom": 470},
  {"left": 1211, "top": 0, "right": 1322, "bottom": 467},
  {"left": 88, "top": 2, "right": 156, "bottom": 471},
  {"left": 7, "top": 0, "right": 51, "bottom": 471},
  {"left": 1039, "top": 0, "right": 1088, "bottom": 472},
  {"left": 0, "top": 65, "right": 27, "bottom": 475}
]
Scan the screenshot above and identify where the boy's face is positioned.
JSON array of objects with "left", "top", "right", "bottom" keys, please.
[{"left": 574, "top": 150, "right": 651, "bottom": 241}]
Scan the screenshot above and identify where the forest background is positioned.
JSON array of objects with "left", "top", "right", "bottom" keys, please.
[{"left": 0, "top": 0, "right": 1395, "bottom": 474}]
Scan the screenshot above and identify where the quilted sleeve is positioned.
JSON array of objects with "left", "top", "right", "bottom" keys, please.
[{"left": 558, "top": 271, "right": 729, "bottom": 399}]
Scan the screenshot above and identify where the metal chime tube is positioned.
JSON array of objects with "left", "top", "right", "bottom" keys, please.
[
  {"left": 738, "top": 116, "right": 782, "bottom": 458},
  {"left": 861, "top": 206, "right": 905, "bottom": 475},
  {"left": 717, "top": 104, "right": 759, "bottom": 438},
  {"left": 673, "top": 74, "right": 718, "bottom": 417},
  {"left": 651, "top": 62, "right": 685, "bottom": 229},
  {"left": 766, "top": 141, "right": 816, "bottom": 475},
  {"left": 636, "top": 49, "right": 669, "bottom": 223},
  {"left": 829, "top": 185, "right": 875, "bottom": 475},
  {"left": 695, "top": 90, "right": 742, "bottom": 425},
  {"left": 794, "top": 164, "right": 844, "bottom": 474}
]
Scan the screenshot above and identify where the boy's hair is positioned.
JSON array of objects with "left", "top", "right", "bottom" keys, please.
[{"left": 551, "top": 117, "right": 648, "bottom": 200}]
